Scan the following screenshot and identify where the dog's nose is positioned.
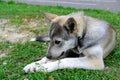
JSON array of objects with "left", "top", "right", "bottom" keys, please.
[{"left": 46, "top": 54, "right": 52, "bottom": 59}]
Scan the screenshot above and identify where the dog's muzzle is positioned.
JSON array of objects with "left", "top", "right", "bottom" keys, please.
[{"left": 46, "top": 51, "right": 65, "bottom": 59}]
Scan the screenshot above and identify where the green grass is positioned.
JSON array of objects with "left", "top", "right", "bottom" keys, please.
[{"left": 0, "top": 1, "right": 120, "bottom": 80}]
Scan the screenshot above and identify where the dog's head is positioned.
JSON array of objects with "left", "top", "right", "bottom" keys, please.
[{"left": 42, "top": 11, "right": 85, "bottom": 59}]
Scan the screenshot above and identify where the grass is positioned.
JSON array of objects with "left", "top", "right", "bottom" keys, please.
[{"left": 0, "top": 1, "right": 120, "bottom": 80}]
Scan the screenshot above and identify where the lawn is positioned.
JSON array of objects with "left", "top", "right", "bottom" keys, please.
[{"left": 0, "top": 1, "right": 120, "bottom": 80}]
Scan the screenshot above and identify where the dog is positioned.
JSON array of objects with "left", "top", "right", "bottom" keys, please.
[{"left": 23, "top": 11, "right": 116, "bottom": 73}]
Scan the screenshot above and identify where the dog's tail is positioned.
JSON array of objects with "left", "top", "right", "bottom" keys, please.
[{"left": 30, "top": 36, "right": 50, "bottom": 42}]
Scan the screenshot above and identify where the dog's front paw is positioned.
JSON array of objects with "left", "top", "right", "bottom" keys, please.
[
  {"left": 23, "top": 62, "right": 36, "bottom": 73},
  {"left": 23, "top": 62, "right": 44, "bottom": 73},
  {"left": 23, "top": 61, "right": 58, "bottom": 73}
]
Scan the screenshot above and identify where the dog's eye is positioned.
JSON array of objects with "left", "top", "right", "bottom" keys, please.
[{"left": 55, "top": 40, "right": 61, "bottom": 44}]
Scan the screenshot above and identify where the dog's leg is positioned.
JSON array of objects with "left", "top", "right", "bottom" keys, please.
[{"left": 23, "top": 45, "right": 104, "bottom": 73}]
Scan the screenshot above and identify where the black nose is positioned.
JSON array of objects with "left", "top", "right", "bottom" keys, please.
[{"left": 46, "top": 54, "right": 52, "bottom": 59}]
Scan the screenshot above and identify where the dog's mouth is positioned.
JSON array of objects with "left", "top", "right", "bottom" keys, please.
[
  {"left": 60, "top": 52, "right": 65, "bottom": 57},
  {"left": 57, "top": 51, "right": 65, "bottom": 59}
]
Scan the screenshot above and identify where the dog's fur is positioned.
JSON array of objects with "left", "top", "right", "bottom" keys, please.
[{"left": 23, "top": 12, "right": 116, "bottom": 73}]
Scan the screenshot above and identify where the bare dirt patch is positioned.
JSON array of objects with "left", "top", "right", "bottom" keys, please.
[
  {"left": 0, "top": 19, "right": 34, "bottom": 43},
  {"left": 0, "top": 18, "right": 49, "bottom": 43},
  {"left": 0, "top": 18, "right": 49, "bottom": 58}
]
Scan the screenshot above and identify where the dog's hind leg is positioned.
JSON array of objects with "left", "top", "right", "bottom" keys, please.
[{"left": 57, "top": 45, "right": 104, "bottom": 70}]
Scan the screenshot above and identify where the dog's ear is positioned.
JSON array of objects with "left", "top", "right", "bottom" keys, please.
[
  {"left": 64, "top": 17, "right": 77, "bottom": 34},
  {"left": 41, "top": 11, "right": 58, "bottom": 21}
]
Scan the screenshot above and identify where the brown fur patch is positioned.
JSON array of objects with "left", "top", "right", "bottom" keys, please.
[
  {"left": 88, "top": 57, "right": 103, "bottom": 69},
  {"left": 41, "top": 11, "right": 58, "bottom": 21},
  {"left": 103, "top": 25, "right": 116, "bottom": 57},
  {"left": 52, "top": 16, "right": 68, "bottom": 26},
  {"left": 104, "top": 26, "right": 113, "bottom": 49},
  {"left": 53, "top": 16, "right": 79, "bottom": 34},
  {"left": 72, "top": 27, "right": 78, "bottom": 34}
]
